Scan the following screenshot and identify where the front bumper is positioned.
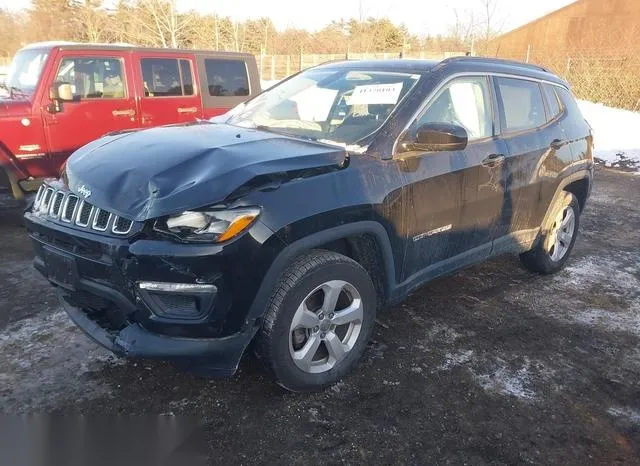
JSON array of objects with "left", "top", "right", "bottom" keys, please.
[
  {"left": 58, "top": 288, "right": 253, "bottom": 376},
  {"left": 24, "top": 209, "right": 275, "bottom": 376}
]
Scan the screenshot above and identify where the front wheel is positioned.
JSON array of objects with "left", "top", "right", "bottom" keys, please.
[
  {"left": 520, "top": 192, "right": 581, "bottom": 274},
  {"left": 255, "top": 250, "right": 377, "bottom": 392}
]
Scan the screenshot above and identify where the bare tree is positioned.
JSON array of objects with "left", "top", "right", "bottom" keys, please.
[
  {"left": 72, "top": 0, "right": 113, "bottom": 43},
  {"left": 126, "top": 0, "right": 194, "bottom": 48}
]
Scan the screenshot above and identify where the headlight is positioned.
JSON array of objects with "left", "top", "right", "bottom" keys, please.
[{"left": 155, "top": 207, "right": 261, "bottom": 243}]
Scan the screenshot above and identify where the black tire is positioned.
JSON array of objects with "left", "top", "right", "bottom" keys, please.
[
  {"left": 255, "top": 249, "right": 377, "bottom": 392},
  {"left": 520, "top": 192, "right": 581, "bottom": 275}
]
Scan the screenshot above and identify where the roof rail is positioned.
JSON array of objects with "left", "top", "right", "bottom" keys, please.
[{"left": 440, "top": 56, "right": 550, "bottom": 73}]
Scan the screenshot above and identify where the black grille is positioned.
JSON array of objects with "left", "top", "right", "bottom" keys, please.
[
  {"left": 93, "top": 209, "right": 111, "bottom": 231},
  {"left": 62, "top": 195, "right": 79, "bottom": 222},
  {"left": 112, "top": 217, "right": 133, "bottom": 235},
  {"left": 33, "top": 183, "right": 136, "bottom": 236},
  {"left": 41, "top": 188, "right": 54, "bottom": 211},
  {"left": 145, "top": 293, "right": 206, "bottom": 320},
  {"left": 77, "top": 201, "right": 93, "bottom": 226},
  {"left": 51, "top": 192, "right": 64, "bottom": 217}
]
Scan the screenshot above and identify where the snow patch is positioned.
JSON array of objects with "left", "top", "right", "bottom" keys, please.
[
  {"left": 578, "top": 100, "right": 640, "bottom": 171},
  {"left": 607, "top": 407, "right": 640, "bottom": 425},
  {"left": 473, "top": 358, "right": 538, "bottom": 401},
  {"left": 439, "top": 349, "right": 474, "bottom": 370},
  {"left": 0, "top": 311, "right": 124, "bottom": 412}
]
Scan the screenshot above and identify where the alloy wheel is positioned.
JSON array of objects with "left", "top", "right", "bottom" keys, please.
[
  {"left": 547, "top": 205, "right": 576, "bottom": 262},
  {"left": 288, "top": 280, "right": 363, "bottom": 374}
]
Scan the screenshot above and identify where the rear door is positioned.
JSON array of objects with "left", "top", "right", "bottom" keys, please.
[
  {"left": 42, "top": 50, "right": 138, "bottom": 172},
  {"left": 136, "top": 54, "right": 202, "bottom": 127},
  {"left": 491, "top": 76, "right": 566, "bottom": 252},
  {"left": 196, "top": 54, "right": 260, "bottom": 118}
]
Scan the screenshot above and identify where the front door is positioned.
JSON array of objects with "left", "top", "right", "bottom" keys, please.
[
  {"left": 42, "top": 51, "right": 139, "bottom": 173},
  {"left": 136, "top": 55, "right": 203, "bottom": 127},
  {"left": 397, "top": 75, "right": 503, "bottom": 281}
]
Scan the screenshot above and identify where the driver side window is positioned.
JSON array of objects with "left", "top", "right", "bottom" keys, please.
[{"left": 418, "top": 76, "right": 493, "bottom": 141}]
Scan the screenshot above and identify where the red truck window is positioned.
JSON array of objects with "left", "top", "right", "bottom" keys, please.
[
  {"left": 55, "top": 57, "right": 126, "bottom": 99},
  {"left": 204, "top": 59, "right": 250, "bottom": 97},
  {"left": 141, "top": 58, "right": 194, "bottom": 97}
]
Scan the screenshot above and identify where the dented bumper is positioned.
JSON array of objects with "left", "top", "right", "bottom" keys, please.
[{"left": 24, "top": 210, "right": 278, "bottom": 375}]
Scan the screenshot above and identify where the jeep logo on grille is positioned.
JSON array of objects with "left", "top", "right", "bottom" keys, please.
[{"left": 77, "top": 184, "right": 92, "bottom": 199}]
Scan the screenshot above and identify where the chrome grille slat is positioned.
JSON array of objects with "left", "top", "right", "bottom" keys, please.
[
  {"left": 75, "top": 200, "right": 94, "bottom": 227},
  {"left": 40, "top": 188, "right": 54, "bottom": 213},
  {"left": 34, "top": 183, "right": 135, "bottom": 236},
  {"left": 61, "top": 195, "right": 79, "bottom": 223},
  {"left": 112, "top": 216, "right": 133, "bottom": 235},
  {"left": 91, "top": 209, "right": 112, "bottom": 232},
  {"left": 34, "top": 185, "right": 45, "bottom": 209},
  {"left": 49, "top": 191, "right": 65, "bottom": 218}
]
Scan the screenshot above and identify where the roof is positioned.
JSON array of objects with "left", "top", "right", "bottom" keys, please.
[
  {"left": 18, "top": 42, "right": 253, "bottom": 58},
  {"left": 317, "top": 59, "right": 441, "bottom": 73},
  {"left": 318, "top": 57, "right": 567, "bottom": 85}
]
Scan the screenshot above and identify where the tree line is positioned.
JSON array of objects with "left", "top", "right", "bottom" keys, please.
[{"left": 1, "top": 0, "right": 501, "bottom": 60}]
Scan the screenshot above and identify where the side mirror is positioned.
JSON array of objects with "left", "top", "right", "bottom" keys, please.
[
  {"left": 404, "top": 123, "right": 468, "bottom": 152},
  {"left": 48, "top": 82, "right": 74, "bottom": 114}
]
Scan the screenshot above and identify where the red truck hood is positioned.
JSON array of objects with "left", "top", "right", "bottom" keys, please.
[{"left": 0, "top": 97, "right": 32, "bottom": 116}]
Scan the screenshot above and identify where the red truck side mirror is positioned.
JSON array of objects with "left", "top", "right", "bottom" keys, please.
[{"left": 48, "top": 82, "right": 74, "bottom": 113}]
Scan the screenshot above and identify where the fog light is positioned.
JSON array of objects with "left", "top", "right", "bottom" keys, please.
[{"left": 137, "top": 282, "right": 217, "bottom": 321}]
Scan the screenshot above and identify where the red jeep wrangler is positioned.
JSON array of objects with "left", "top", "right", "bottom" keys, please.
[{"left": 0, "top": 42, "right": 260, "bottom": 200}]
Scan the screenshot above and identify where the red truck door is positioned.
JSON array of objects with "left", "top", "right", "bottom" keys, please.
[
  {"left": 135, "top": 54, "right": 203, "bottom": 127},
  {"left": 42, "top": 50, "right": 139, "bottom": 172}
]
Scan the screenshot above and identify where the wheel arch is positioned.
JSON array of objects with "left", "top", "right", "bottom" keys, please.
[
  {"left": 0, "top": 143, "right": 29, "bottom": 200},
  {"left": 541, "top": 169, "right": 592, "bottom": 232},
  {"left": 246, "top": 221, "right": 396, "bottom": 325}
]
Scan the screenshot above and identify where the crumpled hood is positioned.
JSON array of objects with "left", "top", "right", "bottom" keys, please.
[{"left": 65, "top": 122, "right": 347, "bottom": 221}]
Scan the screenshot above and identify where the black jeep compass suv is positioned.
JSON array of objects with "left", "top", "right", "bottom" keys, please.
[{"left": 25, "top": 57, "right": 593, "bottom": 391}]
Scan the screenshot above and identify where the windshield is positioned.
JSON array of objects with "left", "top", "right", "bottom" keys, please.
[
  {"left": 5, "top": 49, "right": 49, "bottom": 95},
  {"left": 227, "top": 68, "right": 421, "bottom": 146}
]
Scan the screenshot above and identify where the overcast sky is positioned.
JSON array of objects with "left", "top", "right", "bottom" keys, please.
[{"left": 1, "top": 0, "right": 576, "bottom": 35}]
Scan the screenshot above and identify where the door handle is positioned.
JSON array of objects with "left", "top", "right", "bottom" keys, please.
[
  {"left": 112, "top": 109, "right": 136, "bottom": 117},
  {"left": 550, "top": 139, "right": 565, "bottom": 150},
  {"left": 177, "top": 106, "right": 198, "bottom": 114},
  {"left": 481, "top": 153, "right": 505, "bottom": 168}
]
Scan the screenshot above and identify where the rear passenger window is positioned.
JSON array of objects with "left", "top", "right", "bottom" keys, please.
[
  {"left": 543, "top": 84, "right": 562, "bottom": 121},
  {"left": 495, "top": 78, "right": 546, "bottom": 132},
  {"left": 204, "top": 59, "right": 250, "bottom": 97},
  {"left": 141, "top": 58, "right": 194, "bottom": 97}
]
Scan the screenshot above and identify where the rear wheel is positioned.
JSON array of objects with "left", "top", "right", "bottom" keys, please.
[
  {"left": 0, "top": 169, "right": 23, "bottom": 209},
  {"left": 255, "top": 250, "right": 377, "bottom": 392},
  {"left": 520, "top": 192, "right": 580, "bottom": 274}
]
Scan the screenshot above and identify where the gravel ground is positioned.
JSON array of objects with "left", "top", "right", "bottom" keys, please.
[{"left": 0, "top": 168, "right": 639, "bottom": 465}]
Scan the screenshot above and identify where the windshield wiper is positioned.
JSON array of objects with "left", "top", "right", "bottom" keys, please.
[
  {"left": 0, "top": 83, "right": 28, "bottom": 98},
  {"left": 255, "top": 125, "right": 319, "bottom": 142}
]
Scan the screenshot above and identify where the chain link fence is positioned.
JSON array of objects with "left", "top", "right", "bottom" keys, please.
[
  {"left": 257, "top": 51, "right": 465, "bottom": 81},
  {"left": 494, "top": 48, "right": 640, "bottom": 111}
]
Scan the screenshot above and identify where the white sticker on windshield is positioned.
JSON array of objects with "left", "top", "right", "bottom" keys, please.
[{"left": 347, "top": 82, "right": 404, "bottom": 105}]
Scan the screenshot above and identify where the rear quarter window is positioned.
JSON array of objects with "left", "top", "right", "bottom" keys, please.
[
  {"left": 555, "top": 86, "right": 582, "bottom": 116},
  {"left": 204, "top": 59, "right": 250, "bottom": 97},
  {"left": 542, "top": 84, "right": 562, "bottom": 121},
  {"left": 495, "top": 77, "right": 546, "bottom": 132}
]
